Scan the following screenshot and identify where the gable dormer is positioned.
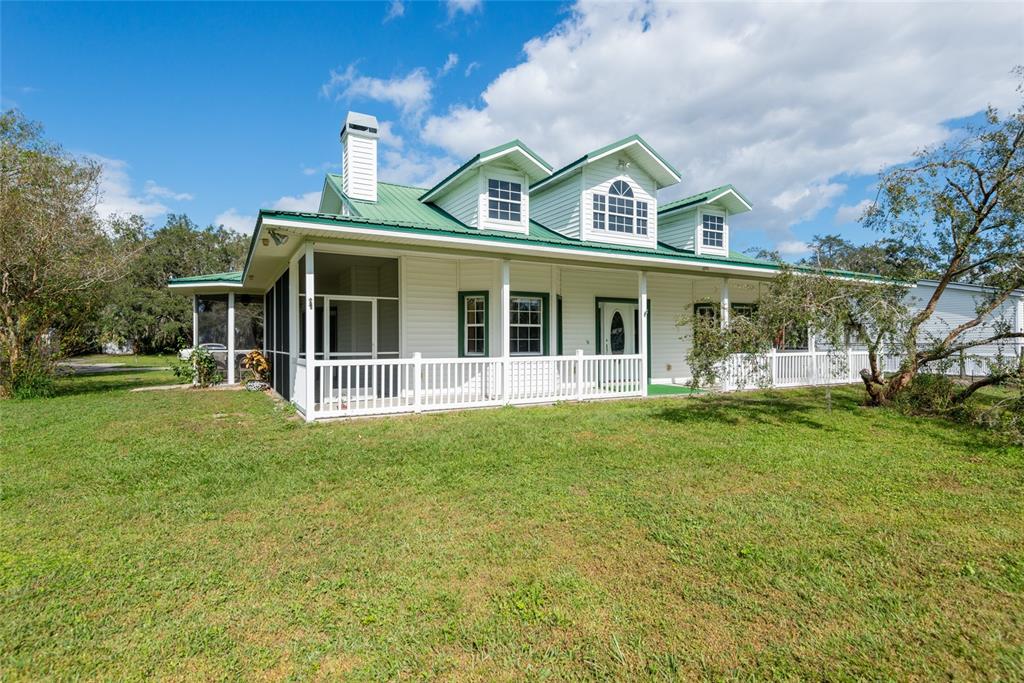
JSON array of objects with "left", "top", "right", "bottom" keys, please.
[
  {"left": 657, "top": 185, "right": 753, "bottom": 256},
  {"left": 530, "top": 135, "right": 681, "bottom": 249},
  {"left": 419, "top": 141, "right": 551, "bottom": 235}
]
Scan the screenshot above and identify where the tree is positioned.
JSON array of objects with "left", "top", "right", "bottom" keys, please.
[
  {"left": 0, "top": 110, "right": 141, "bottom": 397},
  {"left": 689, "top": 77, "right": 1023, "bottom": 408},
  {"left": 99, "top": 215, "right": 248, "bottom": 353},
  {"left": 859, "top": 83, "right": 1024, "bottom": 405}
]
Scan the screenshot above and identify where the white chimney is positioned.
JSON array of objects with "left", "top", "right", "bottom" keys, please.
[{"left": 341, "top": 111, "right": 379, "bottom": 202}]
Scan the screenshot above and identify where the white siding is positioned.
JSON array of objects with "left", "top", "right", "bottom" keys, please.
[
  {"left": 530, "top": 175, "right": 582, "bottom": 238},
  {"left": 510, "top": 262, "right": 551, "bottom": 293},
  {"left": 648, "top": 272, "right": 693, "bottom": 382},
  {"left": 342, "top": 135, "right": 377, "bottom": 202},
  {"left": 908, "top": 283, "right": 1023, "bottom": 357},
  {"left": 458, "top": 259, "right": 500, "bottom": 355},
  {"left": 581, "top": 152, "right": 659, "bottom": 248},
  {"left": 434, "top": 172, "right": 480, "bottom": 228},
  {"left": 659, "top": 208, "right": 697, "bottom": 252},
  {"left": 403, "top": 257, "right": 458, "bottom": 358},
  {"left": 560, "top": 267, "right": 637, "bottom": 355}
]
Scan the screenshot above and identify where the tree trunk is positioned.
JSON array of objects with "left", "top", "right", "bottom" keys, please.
[{"left": 859, "top": 369, "right": 888, "bottom": 406}]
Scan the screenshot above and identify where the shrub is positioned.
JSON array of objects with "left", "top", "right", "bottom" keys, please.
[
  {"left": 893, "top": 373, "right": 958, "bottom": 415},
  {"left": 173, "top": 347, "right": 223, "bottom": 387},
  {"left": 8, "top": 357, "right": 57, "bottom": 399},
  {"left": 240, "top": 349, "right": 270, "bottom": 382}
]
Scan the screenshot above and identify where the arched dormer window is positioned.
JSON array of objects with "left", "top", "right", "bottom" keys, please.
[{"left": 593, "top": 179, "right": 648, "bottom": 235}]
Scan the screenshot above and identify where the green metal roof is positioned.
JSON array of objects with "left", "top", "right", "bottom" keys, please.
[
  {"left": 327, "top": 176, "right": 469, "bottom": 229},
  {"left": 254, "top": 207, "right": 866, "bottom": 277},
  {"left": 419, "top": 139, "right": 553, "bottom": 202},
  {"left": 168, "top": 271, "right": 243, "bottom": 285},
  {"left": 658, "top": 184, "right": 753, "bottom": 215},
  {"left": 531, "top": 134, "right": 681, "bottom": 192}
]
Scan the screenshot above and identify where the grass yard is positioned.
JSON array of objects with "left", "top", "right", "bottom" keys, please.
[{"left": 2, "top": 363, "right": 1023, "bottom": 680}]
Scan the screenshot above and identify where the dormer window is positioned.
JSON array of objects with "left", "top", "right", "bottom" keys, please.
[
  {"left": 487, "top": 179, "right": 522, "bottom": 222},
  {"left": 593, "top": 180, "right": 649, "bottom": 236},
  {"left": 702, "top": 213, "right": 725, "bottom": 249}
]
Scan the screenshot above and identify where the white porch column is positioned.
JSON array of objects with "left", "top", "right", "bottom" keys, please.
[
  {"left": 288, "top": 255, "right": 299, "bottom": 396},
  {"left": 638, "top": 271, "right": 648, "bottom": 396},
  {"left": 500, "top": 259, "right": 511, "bottom": 402},
  {"left": 192, "top": 295, "right": 199, "bottom": 348},
  {"left": 720, "top": 278, "right": 730, "bottom": 328},
  {"left": 304, "top": 243, "right": 316, "bottom": 422},
  {"left": 227, "top": 292, "right": 236, "bottom": 384},
  {"left": 549, "top": 265, "right": 559, "bottom": 356}
]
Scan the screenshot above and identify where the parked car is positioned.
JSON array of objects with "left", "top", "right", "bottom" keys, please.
[{"left": 178, "top": 343, "right": 227, "bottom": 361}]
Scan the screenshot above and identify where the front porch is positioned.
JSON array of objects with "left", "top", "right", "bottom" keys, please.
[{"left": 188, "top": 239, "right": 847, "bottom": 420}]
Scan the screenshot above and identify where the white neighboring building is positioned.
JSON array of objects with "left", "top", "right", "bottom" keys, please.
[{"left": 907, "top": 280, "right": 1024, "bottom": 373}]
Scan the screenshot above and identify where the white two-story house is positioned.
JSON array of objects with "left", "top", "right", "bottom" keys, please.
[{"left": 169, "top": 111, "right": 886, "bottom": 420}]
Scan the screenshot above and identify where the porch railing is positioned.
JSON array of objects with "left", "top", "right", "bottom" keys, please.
[
  {"left": 717, "top": 349, "right": 873, "bottom": 390},
  {"left": 309, "top": 351, "right": 645, "bottom": 418}
]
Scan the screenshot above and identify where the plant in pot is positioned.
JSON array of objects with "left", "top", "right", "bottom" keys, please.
[{"left": 241, "top": 349, "right": 271, "bottom": 391}]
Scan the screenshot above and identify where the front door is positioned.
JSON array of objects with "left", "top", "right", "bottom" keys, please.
[{"left": 600, "top": 302, "right": 638, "bottom": 355}]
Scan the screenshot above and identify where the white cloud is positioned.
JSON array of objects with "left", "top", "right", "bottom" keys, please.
[
  {"left": 835, "top": 199, "right": 873, "bottom": 225},
  {"left": 321, "top": 64, "right": 432, "bottom": 120},
  {"left": 380, "top": 148, "right": 458, "bottom": 188},
  {"left": 143, "top": 180, "right": 193, "bottom": 201},
  {"left": 439, "top": 53, "right": 459, "bottom": 77},
  {"left": 271, "top": 191, "right": 321, "bottom": 212},
  {"left": 464, "top": 61, "right": 480, "bottom": 77},
  {"left": 378, "top": 120, "right": 405, "bottom": 149},
  {"left": 776, "top": 240, "right": 810, "bottom": 257},
  {"left": 301, "top": 161, "right": 333, "bottom": 176},
  {"left": 383, "top": 0, "right": 404, "bottom": 22},
  {"left": 446, "top": 0, "right": 481, "bottom": 19},
  {"left": 91, "top": 155, "right": 192, "bottom": 221},
  {"left": 421, "top": 1, "right": 1022, "bottom": 241},
  {"left": 214, "top": 208, "right": 254, "bottom": 234}
]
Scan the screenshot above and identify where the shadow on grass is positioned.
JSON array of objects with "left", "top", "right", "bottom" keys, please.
[
  {"left": 53, "top": 369, "right": 182, "bottom": 397},
  {"left": 652, "top": 389, "right": 861, "bottom": 430}
]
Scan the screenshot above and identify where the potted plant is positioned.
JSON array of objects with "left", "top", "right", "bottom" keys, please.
[{"left": 240, "top": 349, "right": 271, "bottom": 391}]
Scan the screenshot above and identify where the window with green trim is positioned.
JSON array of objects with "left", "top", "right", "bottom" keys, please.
[
  {"left": 510, "top": 295, "right": 543, "bottom": 355},
  {"left": 459, "top": 292, "right": 488, "bottom": 357}
]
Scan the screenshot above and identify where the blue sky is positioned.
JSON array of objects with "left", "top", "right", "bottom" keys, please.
[{"left": 3, "top": 1, "right": 1021, "bottom": 257}]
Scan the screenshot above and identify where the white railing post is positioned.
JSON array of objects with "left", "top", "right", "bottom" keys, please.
[
  {"left": 227, "top": 292, "right": 236, "bottom": 385},
  {"left": 768, "top": 347, "right": 777, "bottom": 387},
  {"left": 413, "top": 352, "right": 422, "bottom": 413},
  {"left": 576, "top": 349, "right": 585, "bottom": 401},
  {"left": 848, "top": 346, "right": 855, "bottom": 383}
]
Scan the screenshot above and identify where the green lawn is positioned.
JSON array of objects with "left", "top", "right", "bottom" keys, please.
[{"left": 2, "top": 365, "right": 1022, "bottom": 680}]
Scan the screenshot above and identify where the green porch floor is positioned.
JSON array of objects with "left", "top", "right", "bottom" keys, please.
[{"left": 647, "top": 383, "right": 700, "bottom": 396}]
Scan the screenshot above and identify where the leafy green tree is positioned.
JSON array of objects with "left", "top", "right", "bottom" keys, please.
[
  {"left": 100, "top": 215, "right": 248, "bottom": 353},
  {"left": 690, "top": 78, "right": 1023, "bottom": 408},
  {"left": 0, "top": 110, "right": 141, "bottom": 397}
]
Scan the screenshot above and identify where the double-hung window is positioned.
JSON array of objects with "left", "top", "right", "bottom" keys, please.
[
  {"left": 487, "top": 179, "right": 522, "bottom": 222},
  {"left": 592, "top": 194, "right": 606, "bottom": 230},
  {"left": 636, "top": 200, "right": 649, "bottom": 235},
  {"left": 702, "top": 213, "right": 725, "bottom": 249},
  {"left": 459, "top": 292, "right": 488, "bottom": 357},
  {"left": 510, "top": 295, "right": 543, "bottom": 355}
]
